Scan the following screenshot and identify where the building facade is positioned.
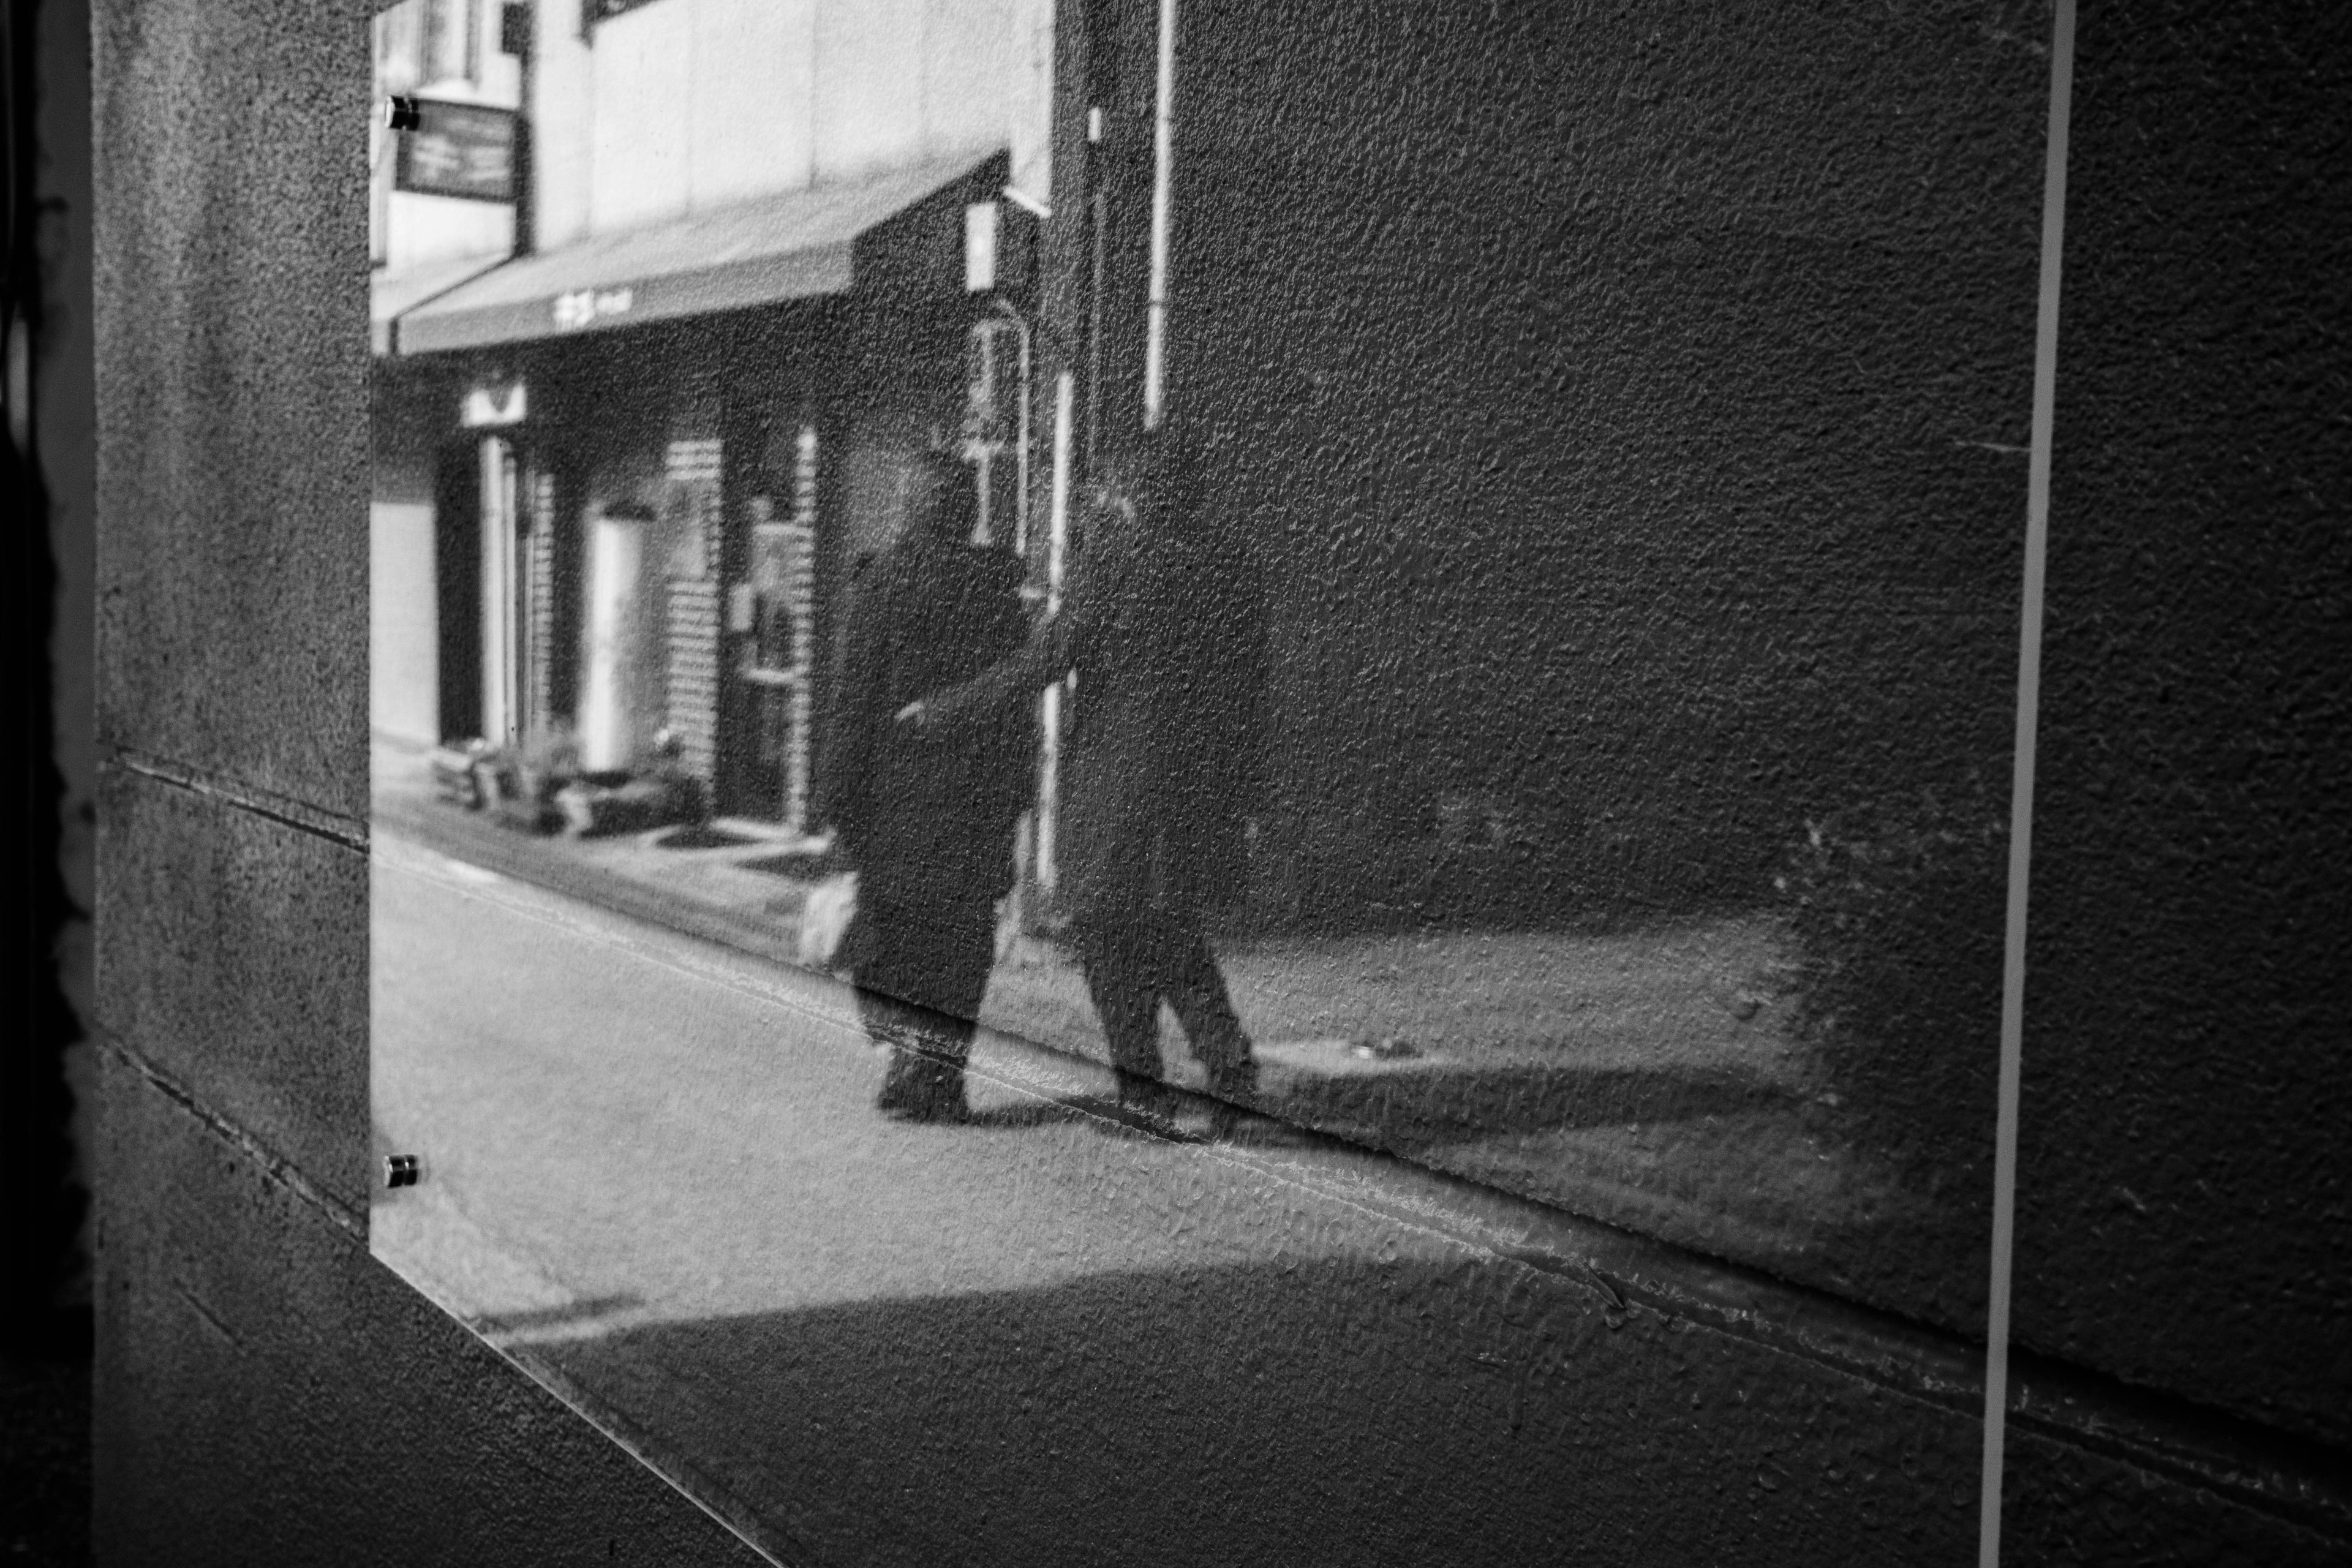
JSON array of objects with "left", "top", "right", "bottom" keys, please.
[
  {"left": 372, "top": 0, "right": 1052, "bottom": 834},
  {"left": 84, "top": 0, "right": 2352, "bottom": 1559},
  {"left": 379, "top": 0, "right": 2033, "bottom": 924}
]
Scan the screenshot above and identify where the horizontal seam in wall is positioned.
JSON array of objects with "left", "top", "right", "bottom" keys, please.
[
  {"left": 99, "top": 1031, "right": 366, "bottom": 1245},
  {"left": 103, "top": 745, "right": 368, "bottom": 851}
]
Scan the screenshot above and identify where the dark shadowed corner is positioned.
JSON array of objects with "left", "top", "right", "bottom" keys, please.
[{"left": 5, "top": 0, "right": 96, "bottom": 1561}]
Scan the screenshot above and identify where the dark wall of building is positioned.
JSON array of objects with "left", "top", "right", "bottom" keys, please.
[
  {"left": 2019, "top": 0, "right": 2351, "bottom": 1454},
  {"left": 9, "top": 0, "right": 94, "bottom": 1368},
  {"left": 83, "top": 1, "right": 2348, "bottom": 1563},
  {"left": 1165, "top": 0, "right": 2044, "bottom": 927}
]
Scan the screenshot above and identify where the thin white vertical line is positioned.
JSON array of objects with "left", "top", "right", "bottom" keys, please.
[
  {"left": 1981, "top": 2, "right": 2075, "bottom": 1562},
  {"left": 1038, "top": 371, "right": 1075, "bottom": 895},
  {"left": 500, "top": 441, "right": 521, "bottom": 744},
  {"left": 1047, "top": 371, "right": 1074, "bottom": 615},
  {"left": 1142, "top": 0, "right": 1177, "bottom": 430}
]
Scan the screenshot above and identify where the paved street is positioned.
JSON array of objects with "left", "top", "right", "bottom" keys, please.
[
  {"left": 372, "top": 831, "right": 1597, "bottom": 1562},
  {"left": 371, "top": 829, "right": 1994, "bottom": 1562},
  {"left": 375, "top": 711, "right": 1991, "bottom": 1320},
  {"left": 376, "top": 733, "right": 1957, "bottom": 1283},
  {"left": 374, "top": 831, "right": 1396, "bottom": 1338}
]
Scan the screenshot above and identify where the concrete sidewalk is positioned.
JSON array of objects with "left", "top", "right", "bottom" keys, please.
[
  {"left": 374, "top": 843, "right": 1994, "bottom": 1566},
  {"left": 374, "top": 736, "right": 825, "bottom": 971},
  {"left": 373, "top": 734, "right": 1798, "bottom": 1089}
]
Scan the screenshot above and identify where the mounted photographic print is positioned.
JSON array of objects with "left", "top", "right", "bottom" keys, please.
[{"left": 370, "top": 0, "right": 2049, "bottom": 1552}]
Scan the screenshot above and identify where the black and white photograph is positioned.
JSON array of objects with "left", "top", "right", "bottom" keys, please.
[
  {"left": 14, "top": 0, "right": 2330, "bottom": 1558},
  {"left": 363, "top": 0, "right": 2057, "bottom": 1549}
]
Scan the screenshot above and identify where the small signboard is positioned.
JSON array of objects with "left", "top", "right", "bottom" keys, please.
[
  {"left": 461, "top": 382, "right": 527, "bottom": 429},
  {"left": 394, "top": 99, "right": 518, "bottom": 204}
]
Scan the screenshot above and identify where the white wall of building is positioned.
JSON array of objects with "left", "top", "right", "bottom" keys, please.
[
  {"left": 381, "top": 188, "right": 516, "bottom": 274},
  {"left": 533, "top": 0, "right": 1054, "bottom": 251},
  {"left": 372, "top": 0, "right": 525, "bottom": 272},
  {"left": 371, "top": 502, "right": 442, "bottom": 746}
]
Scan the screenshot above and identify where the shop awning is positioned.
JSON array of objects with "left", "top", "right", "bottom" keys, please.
[
  {"left": 395, "top": 152, "right": 996, "bottom": 355},
  {"left": 371, "top": 253, "right": 507, "bottom": 356}
]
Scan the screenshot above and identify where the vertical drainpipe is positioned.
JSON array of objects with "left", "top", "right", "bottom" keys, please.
[
  {"left": 1086, "top": 111, "right": 1106, "bottom": 472},
  {"left": 1038, "top": 372, "right": 1076, "bottom": 897},
  {"left": 1142, "top": 0, "right": 1175, "bottom": 431},
  {"left": 509, "top": 4, "right": 537, "bottom": 755},
  {"left": 507, "top": 1, "right": 535, "bottom": 258}
]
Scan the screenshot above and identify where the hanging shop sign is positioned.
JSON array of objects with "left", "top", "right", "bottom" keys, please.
[
  {"left": 393, "top": 99, "right": 519, "bottom": 204},
  {"left": 461, "top": 380, "right": 528, "bottom": 429},
  {"left": 962, "top": 196, "right": 1037, "bottom": 301}
]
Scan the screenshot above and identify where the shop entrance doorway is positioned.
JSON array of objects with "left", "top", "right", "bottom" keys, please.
[
  {"left": 473, "top": 432, "right": 557, "bottom": 752},
  {"left": 478, "top": 434, "right": 521, "bottom": 746},
  {"left": 717, "top": 421, "right": 823, "bottom": 834}
]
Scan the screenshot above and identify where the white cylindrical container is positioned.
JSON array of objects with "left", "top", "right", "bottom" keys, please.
[{"left": 578, "top": 509, "right": 647, "bottom": 772}]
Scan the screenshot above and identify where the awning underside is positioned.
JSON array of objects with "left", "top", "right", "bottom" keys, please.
[
  {"left": 394, "top": 151, "right": 995, "bottom": 355},
  {"left": 371, "top": 252, "right": 507, "bottom": 356}
]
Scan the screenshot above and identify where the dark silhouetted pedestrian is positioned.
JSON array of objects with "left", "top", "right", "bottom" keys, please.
[
  {"left": 898, "top": 441, "right": 1261, "bottom": 1133},
  {"left": 821, "top": 451, "right": 1033, "bottom": 1121}
]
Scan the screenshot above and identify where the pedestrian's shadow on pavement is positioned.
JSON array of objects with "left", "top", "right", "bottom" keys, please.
[
  {"left": 1270, "top": 1062, "right": 1798, "bottom": 1153},
  {"left": 955, "top": 1092, "right": 1229, "bottom": 1142},
  {"left": 956, "top": 1099, "right": 1090, "bottom": 1132},
  {"left": 952, "top": 1044, "right": 1790, "bottom": 1155}
]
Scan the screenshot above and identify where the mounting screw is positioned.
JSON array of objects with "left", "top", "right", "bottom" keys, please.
[{"left": 384, "top": 1154, "right": 421, "bottom": 1189}]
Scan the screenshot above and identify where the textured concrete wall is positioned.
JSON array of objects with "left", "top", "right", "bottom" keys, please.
[
  {"left": 88, "top": 0, "right": 2348, "bottom": 1562},
  {"left": 369, "top": 503, "right": 438, "bottom": 743},
  {"left": 89, "top": 0, "right": 771, "bottom": 1557},
  {"left": 1169, "top": 0, "right": 2042, "bottom": 918},
  {"left": 2019, "top": 0, "right": 2352, "bottom": 1453}
]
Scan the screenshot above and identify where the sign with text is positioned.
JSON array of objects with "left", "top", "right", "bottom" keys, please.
[
  {"left": 394, "top": 99, "right": 518, "bottom": 204},
  {"left": 553, "top": 287, "right": 635, "bottom": 331}
]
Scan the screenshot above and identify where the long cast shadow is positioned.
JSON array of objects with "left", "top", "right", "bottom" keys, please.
[
  {"left": 1268, "top": 1062, "right": 1798, "bottom": 1151},
  {"left": 516, "top": 1255, "right": 2008, "bottom": 1568}
]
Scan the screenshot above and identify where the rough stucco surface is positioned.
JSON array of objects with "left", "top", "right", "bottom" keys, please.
[
  {"left": 2018, "top": 0, "right": 2352, "bottom": 1451},
  {"left": 1998, "top": 1425, "right": 2350, "bottom": 1568},
  {"left": 94, "top": 772, "right": 369, "bottom": 1210},
  {"left": 1145, "top": 0, "right": 2043, "bottom": 1328},
  {"left": 1174, "top": 0, "right": 2041, "bottom": 913},
  {"left": 87, "top": 0, "right": 2350, "bottom": 1560},
  {"left": 91, "top": 0, "right": 372, "bottom": 818},
  {"left": 92, "top": 1050, "right": 766, "bottom": 1565}
]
